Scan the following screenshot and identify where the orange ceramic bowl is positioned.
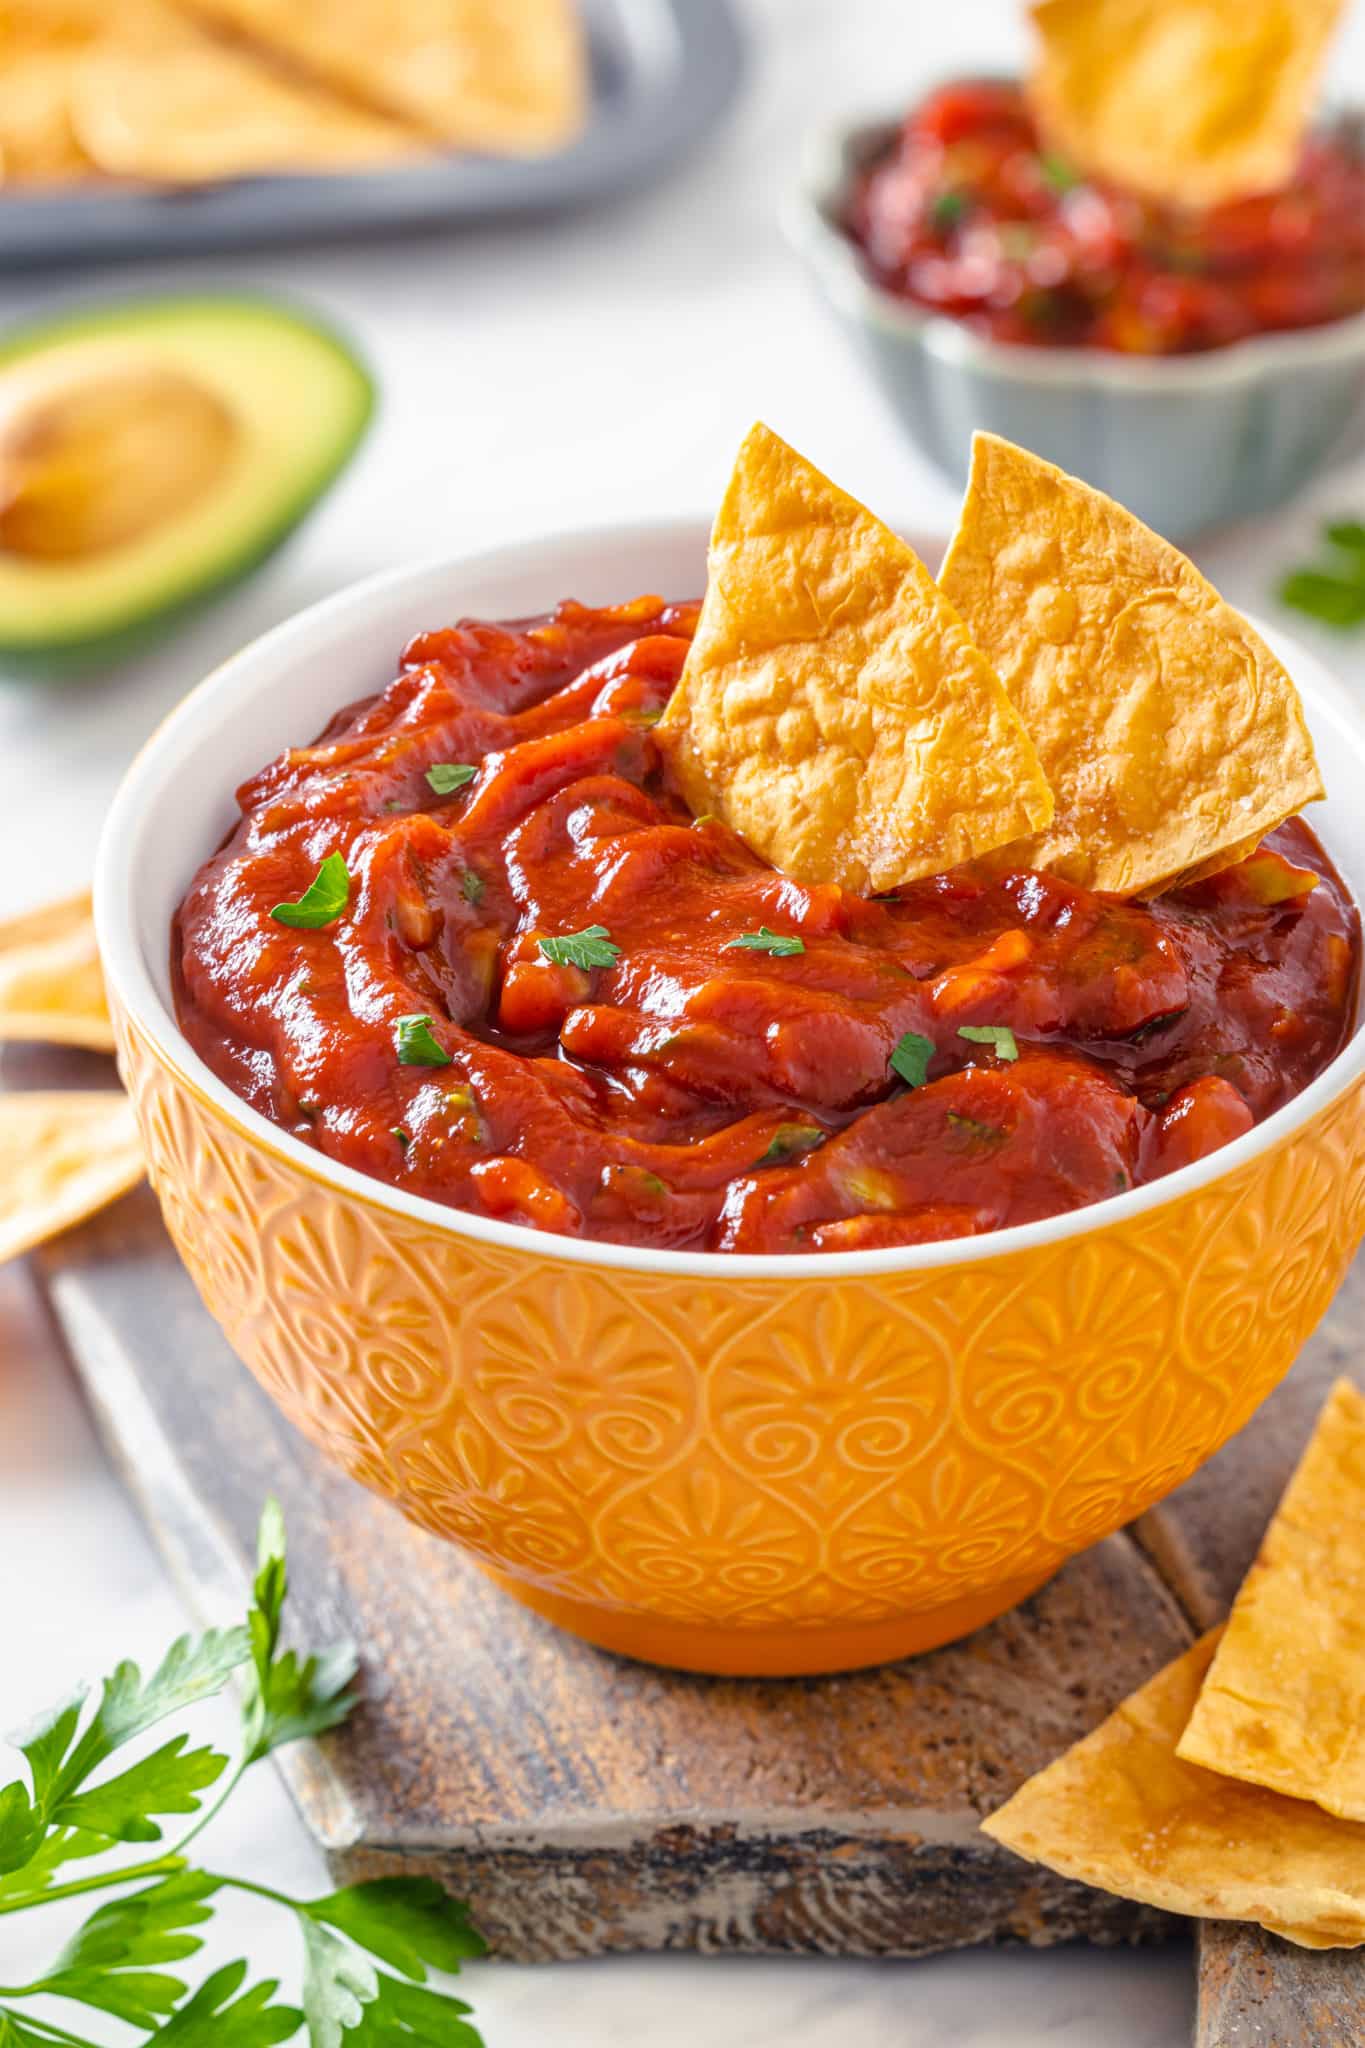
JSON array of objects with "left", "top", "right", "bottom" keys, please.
[{"left": 96, "top": 522, "right": 1365, "bottom": 1676}]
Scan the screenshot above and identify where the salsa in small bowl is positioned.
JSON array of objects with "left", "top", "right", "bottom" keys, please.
[{"left": 788, "top": 82, "right": 1365, "bottom": 536}]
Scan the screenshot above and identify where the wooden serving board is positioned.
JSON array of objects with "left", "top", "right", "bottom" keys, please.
[{"left": 16, "top": 1028, "right": 1365, "bottom": 2023}]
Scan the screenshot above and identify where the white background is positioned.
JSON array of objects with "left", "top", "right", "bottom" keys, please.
[{"left": 5, "top": 1, "right": 1365, "bottom": 2039}]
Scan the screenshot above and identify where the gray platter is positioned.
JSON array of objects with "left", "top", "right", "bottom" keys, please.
[{"left": 0, "top": 0, "right": 744, "bottom": 268}]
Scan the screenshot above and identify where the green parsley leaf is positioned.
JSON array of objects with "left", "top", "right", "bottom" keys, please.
[
  {"left": 0, "top": 1822, "right": 105, "bottom": 1903},
  {"left": 270, "top": 854, "right": 350, "bottom": 931},
  {"left": 394, "top": 1014, "right": 452, "bottom": 1068},
  {"left": 425, "top": 764, "right": 477, "bottom": 797},
  {"left": 305, "top": 1877, "right": 485, "bottom": 1980},
  {"left": 957, "top": 1024, "right": 1019, "bottom": 1062},
  {"left": 1280, "top": 520, "right": 1365, "bottom": 628},
  {"left": 148, "top": 1961, "right": 301, "bottom": 2048},
  {"left": 0, "top": 2012, "right": 79, "bottom": 2048},
  {"left": 759, "top": 1124, "right": 824, "bottom": 1165},
  {"left": 392, "top": 1126, "right": 411, "bottom": 1152},
  {"left": 460, "top": 870, "right": 484, "bottom": 905},
  {"left": 537, "top": 926, "right": 621, "bottom": 971},
  {"left": 722, "top": 926, "right": 804, "bottom": 957},
  {"left": 301, "top": 1920, "right": 377, "bottom": 2048},
  {"left": 7, "top": 1629, "right": 249, "bottom": 1834},
  {"left": 59, "top": 1735, "right": 227, "bottom": 1843},
  {"left": 27, "top": 1872, "right": 221, "bottom": 2026},
  {"left": 0, "top": 1784, "right": 43, "bottom": 1878},
  {"left": 353, "top": 1971, "right": 483, "bottom": 2045},
  {"left": 1039, "top": 150, "right": 1080, "bottom": 193},
  {"left": 929, "top": 189, "right": 969, "bottom": 231},
  {"left": 889, "top": 1031, "right": 935, "bottom": 1089}
]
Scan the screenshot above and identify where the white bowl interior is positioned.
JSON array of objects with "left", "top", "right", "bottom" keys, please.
[{"left": 97, "top": 519, "right": 1365, "bottom": 1278}]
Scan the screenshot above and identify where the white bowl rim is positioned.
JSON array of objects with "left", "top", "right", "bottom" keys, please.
[
  {"left": 95, "top": 515, "right": 1365, "bottom": 1283},
  {"left": 789, "top": 107, "right": 1365, "bottom": 394}
]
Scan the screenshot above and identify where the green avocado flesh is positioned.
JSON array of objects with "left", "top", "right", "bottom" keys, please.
[{"left": 0, "top": 293, "right": 373, "bottom": 667}]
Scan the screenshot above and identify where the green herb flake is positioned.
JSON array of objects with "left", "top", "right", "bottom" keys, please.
[
  {"left": 1280, "top": 518, "right": 1365, "bottom": 629},
  {"left": 425, "top": 763, "right": 478, "bottom": 796},
  {"left": 946, "top": 1110, "right": 1005, "bottom": 1146},
  {"left": 1039, "top": 150, "right": 1080, "bottom": 193},
  {"left": 759, "top": 1123, "right": 824, "bottom": 1165},
  {"left": 268, "top": 852, "right": 350, "bottom": 931},
  {"left": 461, "top": 869, "right": 485, "bottom": 905},
  {"left": 723, "top": 925, "right": 805, "bottom": 957},
  {"left": 929, "top": 189, "right": 969, "bottom": 232},
  {"left": 958, "top": 1023, "right": 1020, "bottom": 1062},
  {"left": 537, "top": 925, "right": 621, "bottom": 970},
  {"left": 392, "top": 1126, "right": 411, "bottom": 1151},
  {"left": 889, "top": 1030, "right": 936, "bottom": 1088},
  {"left": 394, "top": 1013, "right": 452, "bottom": 1067}
]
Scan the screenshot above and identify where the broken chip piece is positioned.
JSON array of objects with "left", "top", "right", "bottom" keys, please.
[
  {"left": 0, "top": 1091, "right": 143, "bottom": 1264},
  {"left": 0, "top": 891, "right": 114, "bottom": 1052}
]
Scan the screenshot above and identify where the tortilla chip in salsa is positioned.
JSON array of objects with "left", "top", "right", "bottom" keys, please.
[
  {"left": 938, "top": 432, "right": 1324, "bottom": 896},
  {"left": 1028, "top": 0, "right": 1348, "bottom": 207},
  {"left": 658, "top": 423, "right": 1054, "bottom": 894}
]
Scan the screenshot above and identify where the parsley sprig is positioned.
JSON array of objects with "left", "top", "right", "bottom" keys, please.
[
  {"left": 537, "top": 926, "right": 621, "bottom": 971},
  {"left": 0, "top": 1503, "right": 484, "bottom": 2048},
  {"left": 1280, "top": 520, "right": 1365, "bottom": 629}
]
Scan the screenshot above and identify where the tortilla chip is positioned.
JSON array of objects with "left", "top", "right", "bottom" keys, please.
[
  {"left": 0, "top": 1091, "right": 143, "bottom": 1264},
  {"left": 73, "top": 8, "right": 422, "bottom": 182},
  {"left": 657, "top": 424, "right": 1054, "bottom": 894},
  {"left": 169, "top": 0, "right": 586, "bottom": 156},
  {"left": 983, "top": 1630, "right": 1365, "bottom": 1948},
  {"left": 1177, "top": 1381, "right": 1365, "bottom": 1821},
  {"left": 938, "top": 434, "right": 1324, "bottom": 897},
  {"left": 0, "top": 892, "right": 114, "bottom": 1051},
  {"left": 1028, "top": 0, "right": 1347, "bottom": 207}
]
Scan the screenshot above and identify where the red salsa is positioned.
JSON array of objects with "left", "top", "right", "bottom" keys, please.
[
  {"left": 846, "top": 80, "right": 1365, "bottom": 354},
  {"left": 174, "top": 598, "right": 1359, "bottom": 1254}
]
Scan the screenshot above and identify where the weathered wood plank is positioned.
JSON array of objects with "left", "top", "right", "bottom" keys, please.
[
  {"left": 36, "top": 1185, "right": 1190, "bottom": 1961},
  {"left": 1196, "top": 1921, "right": 1365, "bottom": 2048}
]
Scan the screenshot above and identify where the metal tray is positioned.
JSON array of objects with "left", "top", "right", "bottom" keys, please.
[{"left": 0, "top": 0, "right": 744, "bottom": 267}]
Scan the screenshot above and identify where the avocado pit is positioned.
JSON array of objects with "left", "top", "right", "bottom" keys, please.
[{"left": 0, "top": 357, "right": 239, "bottom": 562}]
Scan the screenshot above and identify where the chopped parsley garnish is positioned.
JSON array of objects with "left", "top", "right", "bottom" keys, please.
[
  {"left": 889, "top": 1030, "right": 936, "bottom": 1088},
  {"left": 723, "top": 926, "right": 805, "bottom": 957},
  {"left": 1280, "top": 519, "right": 1365, "bottom": 629},
  {"left": 538, "top": 925, "right": 621, "bottom": 970},
  {"left": 958, "top": 1023, "right": 1020, "bottom": 1062},
  {"left": 394, "top": 1013, "right": 452, "bottom": 1066},
  {"left": 759, "top": 1123, "right": 824, "bottom": 1165},
  {"left": 425, "top": 762, "right": 477, "bottom": 795},
  {"left": 392, "top": 1125, "right": 411, "bottom": 1150},
  {"left": 268, "top": 851, "right": 349, "bottom": 930},
  {"left": 1039, "top": 150, "right": 1080, "bottom": 193},
  {"left": 929, "top": 189, "right": 969, "bottom": 232},
  {"left": 461, "top": 869, "right": 485, "bottom": 905}
]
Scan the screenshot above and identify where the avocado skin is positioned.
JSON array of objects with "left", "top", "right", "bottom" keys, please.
[{"left": 0, "top": 292, "right": 375, "bottom": 676}]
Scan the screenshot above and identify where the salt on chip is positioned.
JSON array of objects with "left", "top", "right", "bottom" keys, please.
[
  {"left": 0, "top": 1091, "right": 143, "bottom": 1264},
  {"left": 1028, "top": 0, "right": 1347, "bottom": 207},
  {"left": 983, "top": 1630, "right": 1365, "bottom": 1949},
  {"left": 1177, "top": 1381, "right": 1365, "bottom": 1821},
  {"left": 938, "top": 433, "right": 1323, "bottom": 897},
  {"left": 658, "top": 424, "right": 1054, "bottom": 894},
  {"left": 0, "top": 892, "right": 114, "bottom": 1051},
  {"left": 169, "top": 0, "right": 587, "bottom": 156}
]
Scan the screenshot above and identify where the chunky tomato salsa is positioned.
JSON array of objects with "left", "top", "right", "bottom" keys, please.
[
  {"left": 173, "top": 597, "right": 1359, "bottom": 1254},
  {"left": 846, "top": 81, "right": 1365, "bottom": 354}
]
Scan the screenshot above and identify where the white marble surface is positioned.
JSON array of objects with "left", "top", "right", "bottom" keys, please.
[{"left": 5, "top": 0, "right": 1365, "bottom": 2037}]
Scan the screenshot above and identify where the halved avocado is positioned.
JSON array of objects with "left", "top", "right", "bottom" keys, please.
[{"left": 0, "top": 293, "right": 373, "bottom": 670}]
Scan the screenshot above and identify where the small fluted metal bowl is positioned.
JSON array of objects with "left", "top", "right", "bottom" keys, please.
[{"left": 786, "top": 112, "right": 1365, "bottom": 540}]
